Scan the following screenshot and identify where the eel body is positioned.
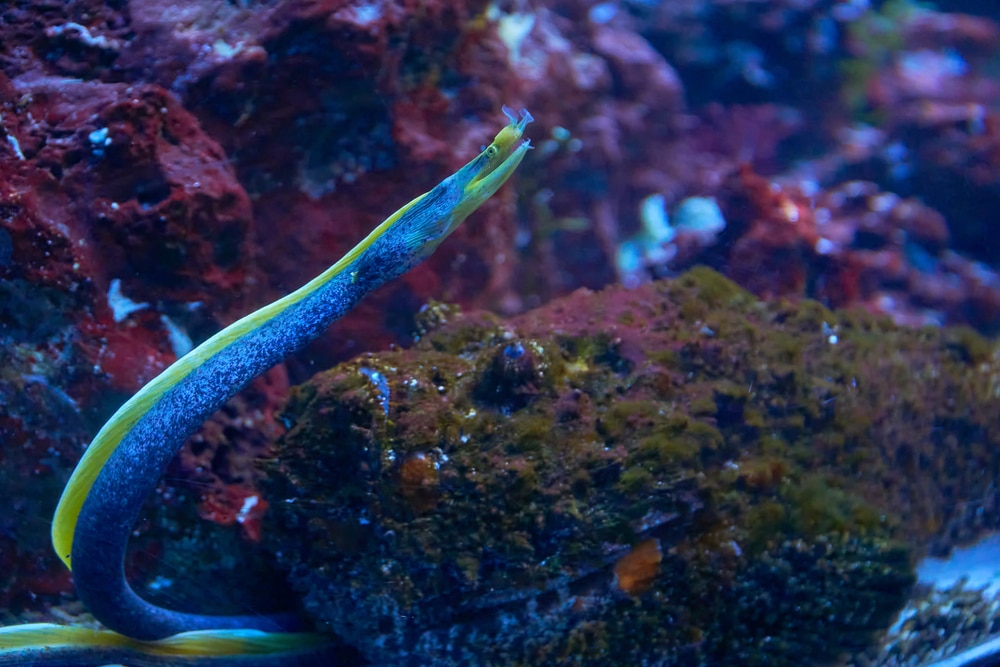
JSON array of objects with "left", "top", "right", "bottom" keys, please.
[{"left": 0, "top": 107, "right": 532, "bottom": 665}]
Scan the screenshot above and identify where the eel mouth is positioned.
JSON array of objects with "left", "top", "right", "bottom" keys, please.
[{"left": 471, "top": 105, "right": 534, "bottom": 184}]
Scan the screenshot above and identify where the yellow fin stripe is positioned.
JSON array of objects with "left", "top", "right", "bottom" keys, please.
[{"left": 0, "top": 623, "right": 329, "bottom": 657}]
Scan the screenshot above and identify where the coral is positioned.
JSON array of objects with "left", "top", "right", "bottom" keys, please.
[
  {"left": 525, "top": 0, "right": 1000, "bottom": 338},
  {"left": 0, "top": 68, "right": 260, "bottom": 393},
  {"left": 264, "top": 268, "right": 1000, "bottom": 666},
  {"left": 0, "top": 63, "right": 266, "bottom": 614},
  {"left": 638, "top": 164, "right": 1000, "bottom": 334},
  {"left": 112, "top": 0, "right": 532, "bottom": 356},
  {"left": 836, "top": 2, "right": 1000, "bottom": 269},
  {"left": 4, "top": 0, "right": 998, "bottom": 341}
]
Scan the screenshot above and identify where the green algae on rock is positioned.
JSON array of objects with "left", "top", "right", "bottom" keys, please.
[{"left": 263, "top": 267, "right": 1000, "bottom": 667}]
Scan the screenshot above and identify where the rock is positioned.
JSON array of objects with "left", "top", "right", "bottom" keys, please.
[{"left": 264, "top": 268, "right": 1000, "bottom": 666}]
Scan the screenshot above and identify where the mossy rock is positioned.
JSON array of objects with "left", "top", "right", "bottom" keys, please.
[{"left": 263, "top": 268, "right": 1000, "bottom": 666}]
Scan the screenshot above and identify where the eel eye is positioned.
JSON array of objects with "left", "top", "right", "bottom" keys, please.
[{"left": 486, "top": 145, "right": 498, "bottom": 158}]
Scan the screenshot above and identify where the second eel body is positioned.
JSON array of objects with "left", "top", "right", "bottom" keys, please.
[{"left": 0, "top": 107, "right": 532, "bottom": 665}]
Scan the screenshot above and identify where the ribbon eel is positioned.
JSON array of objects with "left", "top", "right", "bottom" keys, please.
[{"left": 0, "top": 107, "right": 533, "bottom": 665}]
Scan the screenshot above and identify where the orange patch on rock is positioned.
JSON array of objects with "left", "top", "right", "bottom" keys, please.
[
  {"left": 398, "top": 453, "right": 440, "bottom": 513},
  {"left": 613, "top": 538, "right": 662, "bottom": 596}
]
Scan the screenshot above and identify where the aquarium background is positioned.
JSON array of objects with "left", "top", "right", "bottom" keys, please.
[{"left": 0, "top": 0, "right": 999, "bottom": 665}]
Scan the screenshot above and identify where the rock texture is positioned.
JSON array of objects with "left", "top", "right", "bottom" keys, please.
[{"left": 265, "top": 268, "right": 1000, "bottom": 666}]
